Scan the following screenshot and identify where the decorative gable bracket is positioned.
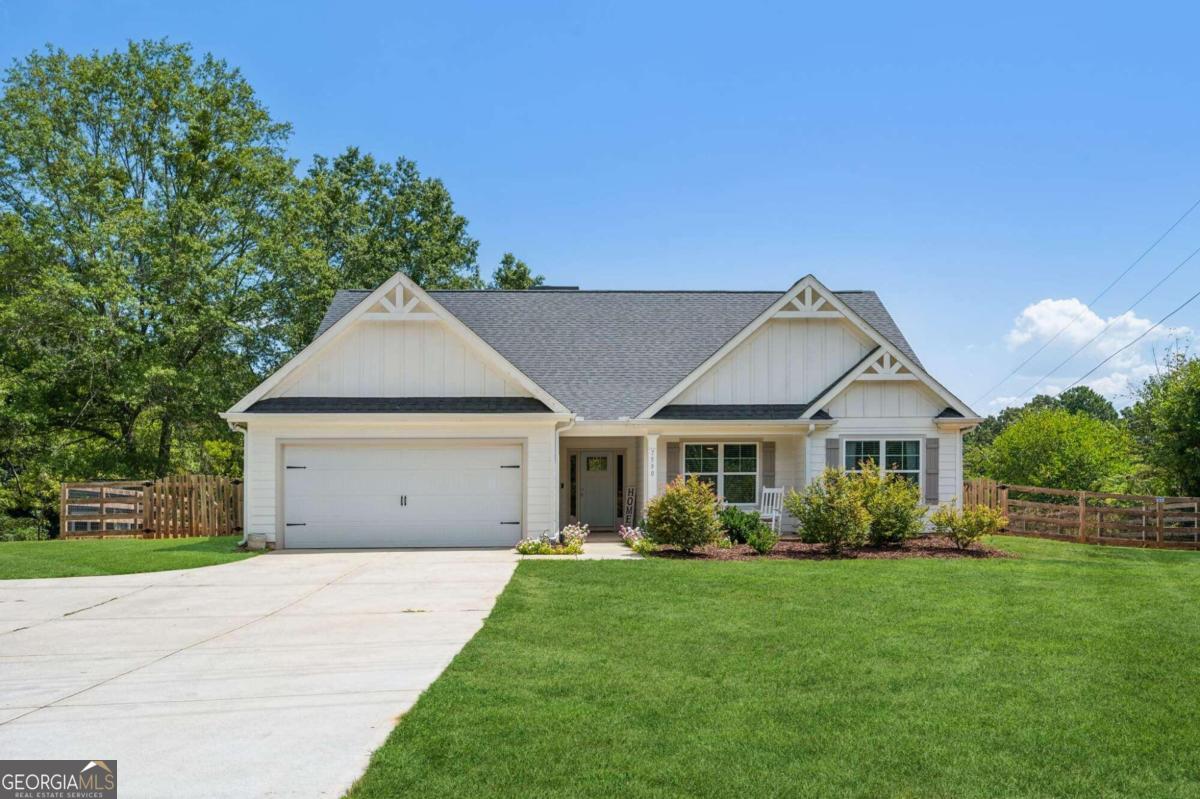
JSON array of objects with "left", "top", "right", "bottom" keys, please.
[
  {"left": 361, "top": 284, "right": 438, "bottom": 322},
  {"left": 774, "top": 286, "right": 842, "bottom": 319},
  {"left": 858, "top": 351, "right": 916, "bottom": 381}
]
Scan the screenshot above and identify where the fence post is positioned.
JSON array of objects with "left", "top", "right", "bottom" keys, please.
[
  {"left": 1156, "top": 497, "right": 1164, "bottom": 545},
  {"left": 998, "top": 484, "right": 1009, "bottom": 530},
  {"left": 1078, "top": 491, "right": 1087, "bottom": 543}
]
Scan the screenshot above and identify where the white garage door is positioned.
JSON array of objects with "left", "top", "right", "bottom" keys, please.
[{"left": 281, "top": 442, "right": 523, "bottom": 548}]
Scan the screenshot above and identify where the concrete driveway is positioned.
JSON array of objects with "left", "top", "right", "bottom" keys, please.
[{"left": 0, "top": 549, "right": 518, "bottom": 798}]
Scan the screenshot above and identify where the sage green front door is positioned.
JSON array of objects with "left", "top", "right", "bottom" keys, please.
[{"left": 579, "top": 451, "right": 616, "bottom": 529}]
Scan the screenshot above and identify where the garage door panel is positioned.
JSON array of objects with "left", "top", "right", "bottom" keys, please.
[
  {"left": 287, "top": 473, "right": 520, "bottom": 502},
  {"left": 282, "top": 442, "right": 522, "bottom": 549}
]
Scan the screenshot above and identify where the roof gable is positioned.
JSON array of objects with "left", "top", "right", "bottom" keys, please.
[
  {"left": 294, "top": 279, "right": 957, "bottom": 420},
  {"left": 226, "top": 272, "right": 570, "bottom": 414}
]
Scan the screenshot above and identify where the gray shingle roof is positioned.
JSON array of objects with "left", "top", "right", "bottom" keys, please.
[
  {"left": 653, "top": 404, "right": 832, "bottom": 421},
  {"left": 312, "top": 287, "right": 924, "bottom": 420},
  {"left": 247, "top": 397, "right": 552, "bottom": 413}
]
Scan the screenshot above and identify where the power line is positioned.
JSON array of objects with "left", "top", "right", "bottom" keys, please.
[
  {"left": 972, "top": 195, "right": 1200, "bottom": 406},
  {"left": 1062, "top": 284, "right": 1200, "bottom": 392},
  {"left": 1007, "top": 242, "right": 1200, "bottom": 402}
]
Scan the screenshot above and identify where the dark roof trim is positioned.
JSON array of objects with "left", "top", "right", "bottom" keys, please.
[
  {"left": 935, "top": 407, "right": 965, "bottom": 419},
  {"left": 654, "top": 404, "right": 811, "bottom": 421},
  {"left": 245, "top": 397, "right": 553, "bottom": 414}
]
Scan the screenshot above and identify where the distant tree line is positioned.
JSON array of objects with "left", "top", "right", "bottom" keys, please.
[
  {"left": 0, "top": 40, "right": 544, "bottom": 534},
  {"left": 965, "top": 352, "right": 1200, "bottom": 497}
]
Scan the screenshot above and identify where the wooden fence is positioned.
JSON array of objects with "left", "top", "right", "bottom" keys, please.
[
  {"left": 61, "top": 475, "right": 243, "bottom": 538},
  {"left": 963, "top": 477, "right": 1200, "bottom": 549}
]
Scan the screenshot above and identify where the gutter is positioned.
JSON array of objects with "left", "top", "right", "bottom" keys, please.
[{"left": 224, "top": 421, "right": 249, "bottom": 546}]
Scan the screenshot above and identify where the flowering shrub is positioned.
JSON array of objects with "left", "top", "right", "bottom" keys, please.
[
  {"left": 618, "top": 524, "right": 646, "bottom": 547},
  {"left": 515, "top": 523, "right": 589, "bottom": 555},
  {"left": 559, "top": 522, "right": 589, "bottom": 554},
  {"left": 515, "top": 537, "right": 554, "bottom": 555}
]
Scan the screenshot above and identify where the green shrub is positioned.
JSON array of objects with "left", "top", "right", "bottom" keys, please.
[
  {"left": 0, "top": 516, "right": 47, "bottom": 542},
  {"left": 644, "top": 475, "right": 722, "bottom": 552},
  {"left": 745, "top": 525, "right": 779, "bottom": 555},
  {"left": 929, "top": 503, "right": 1007, "bottom": 550},
  {"left": 719, "top": 505, "right": 763, "bottom": 544},
  {"left": 852, "top": 464, "right": 927, "bottom": 546},
  {"left": 784, "top": 468, "right": 871, "bottom": 554},
  {"left": 630, "top": 536, "right": 657, "bottom": 555}
]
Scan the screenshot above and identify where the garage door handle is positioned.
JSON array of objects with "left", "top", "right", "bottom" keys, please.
[
  {"left": 501, "top": 465, "right": 520, "bottom": 469},
  {"left": 286, "top": 523, "right": 306, "bottom": 527},
  {"left": 286, "top": 466, "right": 307, "bottom": 469},
  {"left": 500, "top": 521, "right": 520, "bottom": 525}
]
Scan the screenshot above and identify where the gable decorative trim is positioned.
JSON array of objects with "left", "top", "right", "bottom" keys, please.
[
  {"left": 774, "top": 285, "right": 842, "bottom": 319},
  {"left": 225, "top": 271, "right": 570, "bottom": 415},
  {"left": 639, "top": 274, "right": 976, "bottom": 420}
]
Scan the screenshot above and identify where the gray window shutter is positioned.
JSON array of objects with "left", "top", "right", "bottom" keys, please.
[
  {"left": 666, "top": 442, "right": 680, "bottom": 485},
  {"left": 924, "top": 438, "right": 940, "bottom": 504},
  {"left": 761, "top": 442, "right": 776, "bottom": 488},
  {"left": 825, "top": 437, "right": 840, "bottom": 470}
]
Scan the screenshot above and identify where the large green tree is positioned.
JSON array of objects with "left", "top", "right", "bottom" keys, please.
[
  {"left": 1125, "top": 353, "right": 1200, "bottom": 496},
  {"left": 964, "top": 387, "right": 1117, "bottom": 476},
  {"left": 269, "top": 147, "right": 485, "bottom": 354},
  {"left": 0, "top": 40, "right": 553, "bottom": 530},
  {"left": 980, "top": 408, "right": 1135, "bottom": 491},
  {"left": 0, "top": 41, "right": 294, "bottom": 497}
]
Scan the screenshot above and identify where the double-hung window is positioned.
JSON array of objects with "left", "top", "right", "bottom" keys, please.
[
  {"left": 844, "top": 438, "right": 921, "bottom": 489},
  {"left": 684, "top": 443, "right": 758, "bottom": 505}
]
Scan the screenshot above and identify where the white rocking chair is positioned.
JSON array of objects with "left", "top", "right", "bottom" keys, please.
[{"left": 759, "top": 487, "right": 783, "bottom": 533}]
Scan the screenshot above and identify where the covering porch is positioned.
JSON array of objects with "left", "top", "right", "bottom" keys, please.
[{"left": 558, "top": 427, "right": 816, "bottom": 534}]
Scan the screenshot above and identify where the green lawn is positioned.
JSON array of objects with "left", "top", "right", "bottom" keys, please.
[
  {"left": 0, "top": 535, "right": 255, "bottom": 579},
  {"left": 349, "top": 537, "right": 1200, "bottom": 799}
]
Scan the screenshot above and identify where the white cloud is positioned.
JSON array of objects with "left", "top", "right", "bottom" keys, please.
[
  {"left": 1005, "top": 298, "right": 1183, "bottom": 354},
  {"left": 992, "top": 298, "right": 1190, "bottom": 407}
]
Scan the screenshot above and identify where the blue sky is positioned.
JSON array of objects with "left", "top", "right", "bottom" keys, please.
[{"left": 3, "top": 1, "right": 1199, "bottom": 412}]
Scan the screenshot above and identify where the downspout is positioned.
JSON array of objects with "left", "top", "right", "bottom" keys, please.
[
  {"left": 225, "top": 421, "right": 249, "bottom": 546},
  {"left": 552, "top": 415, "right": 578, "bottom": 533}
]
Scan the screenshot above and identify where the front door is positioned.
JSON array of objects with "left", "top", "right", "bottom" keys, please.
[{"left": 578, "top": 451, "right": 616, "bottom": 529}]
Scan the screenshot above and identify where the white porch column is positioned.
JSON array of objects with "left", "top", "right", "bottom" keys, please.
[{"left": 642, "top": 433, "right": 660, "bottom": 508}]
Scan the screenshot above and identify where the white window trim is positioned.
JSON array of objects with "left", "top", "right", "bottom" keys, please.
[
  {"left": 682, "top": 442, "right": 760, "bottom": 507},
  {"left": 843, "top": 438, "right": 923, "bottom": 495}
]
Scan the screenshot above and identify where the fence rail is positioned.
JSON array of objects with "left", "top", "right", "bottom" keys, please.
[
  {"left": 963, "top": 477, "right": 1200, "bottom": 549},
  {"left": 61, "top": 475, "right": 243, "bottom": 538}
]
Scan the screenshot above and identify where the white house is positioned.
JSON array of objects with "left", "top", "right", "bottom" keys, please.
[{"left": 221, "top": 273, "right": 980, "bottom": 548}]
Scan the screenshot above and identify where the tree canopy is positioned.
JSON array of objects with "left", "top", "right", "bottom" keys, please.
[
  {"left": 1124, "top": 353, "right": 1200, "bottom": 496},
  {"left": 491, "top": 253, "right": 545, "bottom": 290},
  {"left": 979, "top": 408, "right": 1135, "bottom": 491},
  {"left": 0, "top": 40, "right": 546, "bottom": 530}
]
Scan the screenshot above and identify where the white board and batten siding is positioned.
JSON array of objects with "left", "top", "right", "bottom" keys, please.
[
  {"left": 243, "top": 419, "right": 560, "bottom": 546},
  {"left": 676, "top": 318, "right": 873, "bottom": 405},
  {"left": 273, "top": 320, "right": 531, "bottom": 399},
  {"left": 805, "top": 421, "right": 962, "bottom": 506},
  {"left": 824, "top": 381, "right": 943, "bottom": 418}
]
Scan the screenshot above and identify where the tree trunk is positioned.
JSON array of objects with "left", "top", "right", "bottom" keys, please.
[{"left": 155, "top": 415, "right": 173, "bottom": 477}]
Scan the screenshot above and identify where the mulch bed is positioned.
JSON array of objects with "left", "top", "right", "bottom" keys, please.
[{"left": 649, "top": 535, "right": 1013, "bottom": 561}]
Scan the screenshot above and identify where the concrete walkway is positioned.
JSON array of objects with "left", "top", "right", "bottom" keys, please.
[{"left": 0, "top": 549, "right": 518, "bottom": 799}]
